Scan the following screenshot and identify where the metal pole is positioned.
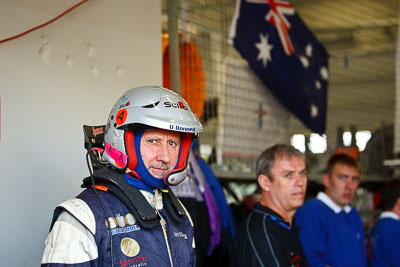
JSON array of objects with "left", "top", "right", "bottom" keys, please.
[
  {"left": 337, "top": 126, "right": 344, "bottom": 147},
  {"left": 167, "top": 0, "right": 181, "bottom": 95},
  {"left": 350, "top": 125, "right": 357, "bottom": 147}
]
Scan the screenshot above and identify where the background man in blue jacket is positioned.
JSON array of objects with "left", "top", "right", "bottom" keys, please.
[
  {"left": 368, "top": 178, "right": 400, "bottom": 267},
  {"left": 295, "top": 153, "right": 366, "bottom": 267}
]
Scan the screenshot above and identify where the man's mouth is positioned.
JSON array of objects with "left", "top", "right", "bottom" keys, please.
[
  {"left": 343, "top": 193, "right": 352, "bottom": 199},
  {"left": 150, "top": 163, "right": 168, "bottom": 171},
  {"left": 292, "top": 191, "right": 304, "bottom": 196}
]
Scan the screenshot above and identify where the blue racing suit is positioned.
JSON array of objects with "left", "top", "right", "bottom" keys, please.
[{"left": 41, "top": 169, "right": 196, "bottom": 267}]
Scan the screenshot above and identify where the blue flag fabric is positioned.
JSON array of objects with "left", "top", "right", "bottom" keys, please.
[{"left": 229, "top": 0, "right": 329, "bottom": 134}]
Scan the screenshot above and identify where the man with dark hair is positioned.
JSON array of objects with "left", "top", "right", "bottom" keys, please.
[
  {"left": 368, "top": 179, "right": 400, "bottom": 267},
  {"left": 232, "top": 144, "right": 309, "bottom": 266},
  {"left": 295, "top": 153, "right": 366, "bottom": 267}
]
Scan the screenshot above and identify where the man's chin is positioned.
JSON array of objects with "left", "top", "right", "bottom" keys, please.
[
  {"left": 292, "top": 196, "right": 305, "bottom": 207},
  {"left": 149, "top": 170, "right": 167, "bottom": 179},
  {"left": 342, "top": 195, "right": 353, "bottom": 204}
]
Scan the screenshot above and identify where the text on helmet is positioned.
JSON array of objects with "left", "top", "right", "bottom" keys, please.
[
  {"left": 169, "top": 125, "right": 196, "bottom": 132},
  {"left": 164, "top": 101, "right": 188, "bottom": 110}
]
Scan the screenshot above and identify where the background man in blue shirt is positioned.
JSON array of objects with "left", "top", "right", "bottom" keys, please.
[
  {"left": 295, "top": 153, "right": 366, "bottom": 267},
  {"left": 368, "top": 178, "right": 400, "bottom": 267}
]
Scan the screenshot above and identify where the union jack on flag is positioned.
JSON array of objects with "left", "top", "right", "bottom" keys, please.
[{"left": 229, "top": 0, "right": 329, "bottom": 134}]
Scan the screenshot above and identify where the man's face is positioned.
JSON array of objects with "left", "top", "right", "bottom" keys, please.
[
  {"left": 323, "top": 163, "right": 360, "bottom": 208},
  {"left": 263, "top": 155, "right": 307, "bottom": 214},
  {"left": 140, "top": 129, "right": 180, "bottom": 178}
]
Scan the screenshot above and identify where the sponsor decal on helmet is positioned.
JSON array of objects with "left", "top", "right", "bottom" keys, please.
[
  {"left": 169, "top": 125, "right": 196, "bottom": 132},
  {"left": 116, "top": 109, "right": 128, "bottom": 125},
  {"left": 119, "top": 100, "right": 131, "bottom": 109},
  {"left": 164, "top": 101, "right": 188, "bottom": 110},
  {"left": 120, "top": 94, "right": 128, "bottom": 103},
  {"left": 105, "top": 142, "right": 127, "bottom": 167}
]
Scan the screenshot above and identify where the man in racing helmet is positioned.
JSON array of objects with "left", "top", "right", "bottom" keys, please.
[{"left": 41, "top": 86, "right": 202, "bottom": 267}]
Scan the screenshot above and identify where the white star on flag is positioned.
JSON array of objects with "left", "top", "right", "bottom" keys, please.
[
  {"left": 305, "top": 44, "right": 313, "bottom": 57},
  {"left": 320, "top": 66, "right": 329, "bottom": 80},
  {"left": 315, "top": 80, "right": 321, "bottom": 90},
  {"left": 255, "top": 33, "right": 273, "bottom": 67},
  {"left": 299, "top": 55, "right": 309, "bottom": 68},
  {"left": 311, "top": 103, "right": 318, "bottom": 118}
]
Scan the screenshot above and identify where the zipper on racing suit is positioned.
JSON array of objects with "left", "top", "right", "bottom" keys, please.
[
  {"left": 157, "top": 210, "right": 174, "bottom": 267},
  {"left": 153, "top": 189, "right": 174, "bottom": 267}
]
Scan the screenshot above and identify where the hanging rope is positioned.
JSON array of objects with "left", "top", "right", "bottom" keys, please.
[{"left": 0, "top": 0, "right": 89, "bottom": 44}]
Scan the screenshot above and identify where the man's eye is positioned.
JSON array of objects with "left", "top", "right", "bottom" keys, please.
[
  {"left": 284, "top": 173, "right": 292, "bottom": 178},
  {"left": 168, "top": 141, "right": 178, "bottom": 146},
  {"left": 300, "top": 171, "right": 307, "bottom": 177}
]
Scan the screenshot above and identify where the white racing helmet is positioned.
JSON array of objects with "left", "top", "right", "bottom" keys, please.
[{"left": 102, "top": 86, "right": 203, "bottom": 186}]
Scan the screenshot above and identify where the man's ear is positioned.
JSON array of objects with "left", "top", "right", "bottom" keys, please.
[
  {"left": 258, "top": 174, "right": 271, "bottom": 192},
  {"left": 395, "top": 197, "right": 400, "bottom": 210},
  {"left": 392, "top": 197, "right": 400, "bottom": 217},
  {"left": 322, "top": 173, "right": 330, "bottom": 188}
]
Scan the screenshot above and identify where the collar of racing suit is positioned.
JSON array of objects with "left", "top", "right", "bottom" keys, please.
[{"left": 81, "top": 167, "right": 186, "bottom": 229}]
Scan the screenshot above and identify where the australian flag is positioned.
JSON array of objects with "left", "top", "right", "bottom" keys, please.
[{"left": 229, "top": 0, "right": 328, "bottom": 134}]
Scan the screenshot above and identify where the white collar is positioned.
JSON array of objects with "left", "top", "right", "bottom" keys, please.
[
  {"left": 140, "top": 189, "right": 164, "bottom": 210},
  {"left": 317, "top": 192, "right": 352, "bottom": 214},
  {"left": 380, "top": 211, "right": 400, "bottom": 220}
]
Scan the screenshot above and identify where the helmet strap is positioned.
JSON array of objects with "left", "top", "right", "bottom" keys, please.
[{"left": 164, "top": 132, "right": 194, "bottom": 185}]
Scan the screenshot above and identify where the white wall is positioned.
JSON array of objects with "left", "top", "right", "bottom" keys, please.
[
  {"left": 395, "top": 10, "right": 400, "bottom": 155},
  {"left": 0, "top": 0, "right": 161, "bottom": 265}
]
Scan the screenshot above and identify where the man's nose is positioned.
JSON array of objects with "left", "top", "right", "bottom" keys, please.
[
  {"left": 345, "top": 178, "right": 356, "bottom": 189},
  {"left": 295, "top": 174, "right": 305, "bottom": 186},
  {"left": 157, "top": 143, "right": 171, "bottom": 163}
]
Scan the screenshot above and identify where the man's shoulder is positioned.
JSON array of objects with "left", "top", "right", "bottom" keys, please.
[
  {"left": 299, "top": 197, "right": 326, "bottom": 211},
  {"left": 377, "top": 216, "right": 400, "bottom": 230},
  {"left": 235, "top": 204, "right": 276, "bottom": 233},
  {"left": 55, "top": 188, "right": 120, "bottom": 230},
  {"left": 77, "top": 187, "right": 116, "bottom": 205},
  {"left": 55, "top": 194, "right": 98, "bottom": 233},
  {"left": 295, "top": 198, "right": 331, "bottom": 221},
  {"left": 234, "top": 204, "right": 280, "bottom": 243},
  {"left": 244, "top": 203, "right": 269, "bottom": 225},
  {"left": 348, "top": 206, "right": 362, "bottom": 217},
  {"left": 251, "top": 202, "right": 284, "bottom": 217}
]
